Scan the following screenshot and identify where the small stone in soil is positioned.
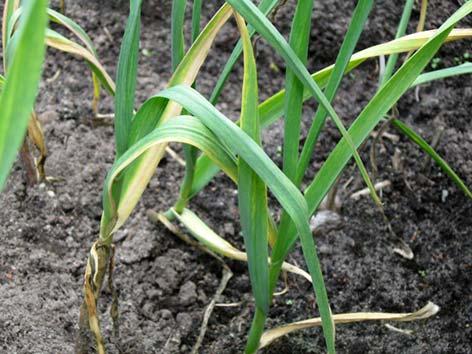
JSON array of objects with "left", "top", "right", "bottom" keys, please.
[
  {"left": 176, "top": 312, "right": 193, "bottom": 336},
  {"left": 178, "top": 281, "right": 197, "bottom": 306},
  {"left": 224, "top": 222, "right": 235, "bottom": 235},
  {"left": 310, "top": 210, "right": 342, "bottom": 236}
]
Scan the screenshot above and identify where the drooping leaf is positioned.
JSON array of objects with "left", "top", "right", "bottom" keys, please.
[
  {"left": 100, "top": 4, "right": 233, "bottom": 237},
  {"left": 189, "top": 29, "right": 472, "bottom": 199},
  {"left": 154, "top": 84, "right": 335, "bottom": 354},
  {"left": 259, "top": 302, "right": 439, "bottom": 349},
  {"left": 102, "top": 115, "right": 238, "bottom": 237},
  {"left": 44, "top": 29, "right": 115, "bottom": 94}
]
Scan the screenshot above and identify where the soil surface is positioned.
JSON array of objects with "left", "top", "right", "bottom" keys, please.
[{"left": 1, "top": 0, "right": 471, "bottom": 353}]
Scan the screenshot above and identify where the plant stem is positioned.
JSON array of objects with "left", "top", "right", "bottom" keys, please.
[
  {"left": 174, "top": 146, "right": 198, "bottom": 213},
  {"left": 245, "top": 307, "right": 268, "bottom": 354}
]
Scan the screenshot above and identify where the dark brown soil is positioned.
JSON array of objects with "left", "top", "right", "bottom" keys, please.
[{"left": 1, "top": 0, "right": 471, "bottom": 353}]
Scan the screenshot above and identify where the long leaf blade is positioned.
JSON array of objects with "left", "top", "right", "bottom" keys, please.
[
  {"left": 295, "top": 0, "right": 373, "bottom": 186},
  {"left": 210, "top": 0, "right": 279, "bottom": 104},
  {"left": 100, "top": 4, "right": 233, "bottom": 237},
  {"left": 0, "top": 0, "right": 48, "bottom": 190},
  {"left": 259, "top": 302, "right": 439, "bottom": 349},
  {"left": 189, "top": 29, "right": 472, "bottom": 206},
  {"left": 304, "top": 2, "right": 472, "bottom": 219},
  {"left": 227, "top": 0, "right": 381, "bottom": 212},
  {"left": 412, "top": 62, "right": 472, "bottom": 86},
  {"left": 282, "top": 0, "right": 314, "bottom": 182},
  {"left": 114, "top": 0, "right": 142, "bottom": 158},
  {"left": 155, "top": 84, "right": 335, "bottom": 354},
  {"left": 278, "top": 0, "right": 373, "bottom": 244},
  {"left": 234, "top": 12, "right": 270, "bottom": 338},
  {"left": 171, "top": 0, "right": 187, "bottom": 70},
  {"left": 392, "top": 119, "right": 472, "bottom": 198}
]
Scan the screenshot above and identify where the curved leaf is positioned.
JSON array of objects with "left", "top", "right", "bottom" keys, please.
[
  {"left": 190, "top": 29, "right": 472, "bottom": 198},
  {"left": 227, "top": 0, "right": 380, "bottom": 213},
  {"left": 100, "top": 4, "right": 233, "bottom": 237},
  {"left": 154, "top": 84, "right": 335, "bottom": 354},
  {"left": 260, "top": 302, "right": 439, "bottom": 349},
  {"left": 169, "top": 208, "right": 312, "bottom": 282},
  {"left": 102, "top": 115, "right": 238, "bottom": 227},
  {"left": 47, "top": 8, "right": 97, "bottom": 55},
  {"left": 45, "top": 29, "right": 115, "bottom": 94}
]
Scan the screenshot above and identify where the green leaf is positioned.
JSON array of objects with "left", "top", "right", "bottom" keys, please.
[
  {"left": 100, "top": 4, "right": 233, "bottom": 237},
  {"left": 171, "top": 0, "right": 187, "bottom": 70},
  {"left": 295, "top": 0, "right": 373, "bottom": 186},
  {"left": 189, "top": 28, "right": 472, "bottom": 204},
  {"left": 0, "top": 0, "right": 48, "bottom": 190},
  {"left": 170, "top": 0, "right": 195, "bottom": 214},
  {"left": 155, "top": 84, "right": 335, "bottom": 354},
  {"left": 115, "top": 0, "right": 143, "bottom": 158},
  {"left": 282, "top": 0, "right": 314, "bottom": 182},
  {"left": 412, "top": 62, "right": 472, "bottom": 86},
  {"left": 209, "top": 0, "right": 280, "bottom": 104},
  {"left": 2, "top": 0, "right": 19, "bottom": 61},
  {"left": 234, "top": 14, "right": 270, "bottom": 349},
  {"left": 226, "top": 0, "right": 382, "bottom": 213},
  {"left": 191, "top": 0, "right": 203, "bottom": 42},
  {"left": 278, "top": 0, "right": 373, "bottom": 240},
  {"left": 379, "top": 0, "right": 414, "bottom": 85},
  {"left": 392, "top": 119, "right": 472, "bottom": 198},
  {"left": 304, "top": 1, "right": 472, "bottom": 219}
]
